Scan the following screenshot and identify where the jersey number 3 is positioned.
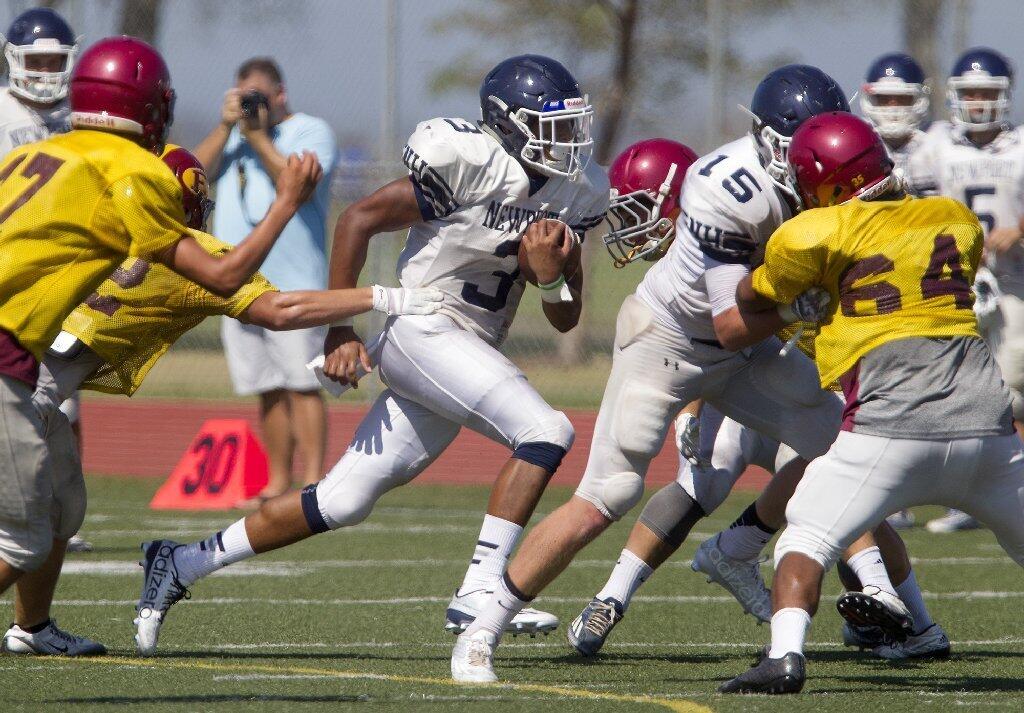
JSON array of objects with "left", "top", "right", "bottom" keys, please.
[
  {"left": 839, "top": 234, "right": 972, "bottom": 316},
  {"left": 461, "top": 239, "right": 521, "bottom": 312},
  {"left": 0, "top": 151, "right": 64, "bottom": 223}
]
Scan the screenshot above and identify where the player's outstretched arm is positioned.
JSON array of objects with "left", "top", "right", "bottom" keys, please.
[
  {"left": 523, "top": 219, "right": 583, "bottom": 333},
  {"left": 157, "top": 152, "right": 322, "bottom": 297},
  {"left": 322, "top": 177, "right": 425, "bottom": 386},
  {"left": 241, "top": 285, "right": 443, "bottom": 330}
]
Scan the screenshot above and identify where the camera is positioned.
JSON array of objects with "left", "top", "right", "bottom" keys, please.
[{"left": 240, "top": 90, "right": 269, "bottom": 119}]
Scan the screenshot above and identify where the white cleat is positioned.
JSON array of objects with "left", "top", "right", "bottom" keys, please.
[
  {"left": 2, "top": 619, "right": 106, "bottom": 656},
  {"left": 691, "top": 534, "right": 771, "bottom": 623},
  {"left": 836, "top": 585, "right": 914, "bottom": 641},
  {"left": 66, "top": 534, "right": 94, "bottom": 553},
  {"left": 445, "top": 588, "right": 559, "bottom": 636},
  {"left": 873, "top": 623, "right": 951, "bottom": 660},
  {"left": 926, "top": 509, "right": 980, "bottom": 533},
  {"left": 885, "top": 510, "right": 916, "bottom": 530},
  {"left": 451, "top": 629, "right": 499, "bottom": 683},
  {"left": 134, "top": 540, "right": 190, "bottom": 656}
]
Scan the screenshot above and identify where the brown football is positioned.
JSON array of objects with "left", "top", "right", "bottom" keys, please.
[{"left": 518, "top": 219, "right": 582, "bottom": 285}]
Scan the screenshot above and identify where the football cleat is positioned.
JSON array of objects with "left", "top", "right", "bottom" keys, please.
[
  {"left": 926, "top": 509, "right": 981, "bottom": 533},
  {"left": 886, "top": 510, "right": 916, "bottom": 530},
  {"left": 567, "top": 597, "right": 623, "bottom": 657},
  {"left": 873, "top": 623, "right": 951, "bottom": 661},
  {"left": 841, "top": 620, "right": 886, "bottom": 650},
  {"left": 2, "top": 619, "right": 106, "bottom": 656},
  {"left": 719, "top": 651, "right": 806, "bottom": 694},
  {"left": 134, "top": 540, "right": 190, "bottom": 656},
  {"left": 445, "top": 588, "right": 558, "bottom": 636},
  {"left": 66, "top": 534, "right": 94, "bottom": 553},
  {"left": 451, "top": 629, "right": 499, "bottom": 683},
  {"left": 691, "top": 534, "right": 772, "bottom": 623},
  {"left": 836, "top": 585, "right": 913, "bottom": 642}
]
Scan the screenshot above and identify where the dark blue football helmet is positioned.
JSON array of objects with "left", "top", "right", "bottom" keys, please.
[
  {"left": 746, "top": 64, "right": 850, "bottom": 198},
  {"left": 479, "top": 54, "right": 593, "bottom": 180},
  {"left": 948, "top": 47, "right": 1013, "bottom": 131},
  {"left": 3, "top": 7, "right": 77, "bottom": 104},
  {"left": 860, "top": 53, "right": 929, "bottom": 140}
]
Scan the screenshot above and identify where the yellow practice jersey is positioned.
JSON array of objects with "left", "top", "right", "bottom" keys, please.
[
  {"left": 752, "top": 195, "right": 982, "bottom": 387},
  {"left": 0, "top": 130, "right": 189, "bottom": 359},
  {"left": 62, "top": 229, "right": 277, "bottom": 396}
]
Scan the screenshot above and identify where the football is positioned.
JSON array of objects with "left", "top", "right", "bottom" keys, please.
[{"left": 519, "top": 218, "right": 582, "bottom": 285}]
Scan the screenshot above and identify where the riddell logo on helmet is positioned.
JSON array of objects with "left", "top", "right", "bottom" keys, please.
[
  {"left": 563, "top": 97, "right": 585, "bottom": 109},
  {"left": 72, "top": 113, "right": 118, "bottom": 128}
]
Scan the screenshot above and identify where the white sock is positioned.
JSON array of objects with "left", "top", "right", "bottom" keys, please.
[
  {"left": 846, "top": 546, "right": 897, "bottom": 597},
  {"left": 768, "top": 607, "right": 811, "bottom": 658},
  {"left": 895, "top": 570, "right": 934, "bottom": 633},
  {"left": 717, "top": 503, "right": 776, "bottom": 561},
  {"left": 174, "top": 519, "right": 255, "bottom": 586},
  {"left": 458, "top": 515, "right": 523, "bottom": 594},
  {"left": 464, "top": 573, "right": 530, "bottom": 639},
  {"left": 595, "top": 549, "right": 653, "bottom": 612}
]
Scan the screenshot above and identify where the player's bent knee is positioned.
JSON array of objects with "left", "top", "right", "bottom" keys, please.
[
  {"left": 638, "top": 482, "right": 707, "bottom": 548},
  {"left": 678, "top": 464, "right": 736, "bottom": 514},
  {"left": 303, "top": 482, "right": 376, "bottom": 532},
  {"left": 515, "top": 410, "right": 574, "bottom": 453},
  {"left": 593, "top": 471, "right": 644, "bottom": 520},
  {"left": 774, "top": 527, "right": 835, "bottom": 571},
  {"left": 511, "top": 441, "right": 568, "bottom": 474}
]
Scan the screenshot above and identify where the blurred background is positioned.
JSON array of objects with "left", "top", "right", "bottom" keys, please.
[{"left": 12, "top": 0, "right": 1020, "bottom": 412}]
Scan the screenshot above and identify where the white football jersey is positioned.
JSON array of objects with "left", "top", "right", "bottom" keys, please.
[
  {"left": 398, "top": 117, "right": 608, "bottom": 345},
  {"left": 0, "top": 87, "right": 70, "bottom": 157},
  {"left": 886, "top": 128, "right": 929, "bottom": 177},
  {"left": 636, "top": 135, "right": 793, "bottom": 340},
  {"left": 907, "top": 121, "right": 1024, "bottom": 283}
]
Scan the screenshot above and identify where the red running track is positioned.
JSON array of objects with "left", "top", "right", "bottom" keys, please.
[{"left": 80, "top": 399, "right": 769, "bottom": 491}]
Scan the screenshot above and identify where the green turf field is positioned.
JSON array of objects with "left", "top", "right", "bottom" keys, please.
[{"left": 3, "top": 476, "right": 1023, "bottom": 712}]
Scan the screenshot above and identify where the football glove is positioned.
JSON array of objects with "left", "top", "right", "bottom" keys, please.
[
  {"left": 372, "top": 285, "right": 444, "bottom": 316},
  {"left": 973, "top": 267, "right": 1001, "bottom": 329},
  {"left": 777, "top": 287, "right": 831, "bottom": 324}
]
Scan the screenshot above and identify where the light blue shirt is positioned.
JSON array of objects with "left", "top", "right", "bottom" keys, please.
[{"left": 213, "top": 112, "right": 337, "bottom": 291}]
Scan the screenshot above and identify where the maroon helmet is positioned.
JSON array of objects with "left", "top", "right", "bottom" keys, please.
[
  {"left": 69, "top": 36, "right": 175, "bottom": 151},
  {"left": 603, "top": 138, "right": 698, "bottom": 266},
  {"left": 786, "top": 111, "right": 896, "bottom": 209},
  {"left": 160, "top": 144, "right": 213, "bottom": 230}
]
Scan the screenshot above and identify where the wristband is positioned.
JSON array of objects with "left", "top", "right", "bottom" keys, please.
[{"left": 538, "top": 274, "right": 573, "bottom": 304}]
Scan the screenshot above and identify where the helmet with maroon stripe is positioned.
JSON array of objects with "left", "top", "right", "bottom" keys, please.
[
  {"left": 787, "top": 111, "right": 896, "bottom": 209},
  {"left": 69, "top": 36, "right": 175, "bottom": 151},
  {"left": 603, "top": 138, "right": 698, "bottom": 266}
]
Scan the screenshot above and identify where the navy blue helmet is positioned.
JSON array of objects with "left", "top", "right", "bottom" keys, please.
[
  {"left": 746, "top": 64, "right": 849, "bottom": 199},
  {"left": 948, "top": 47, "right": 1013, "bottom": 131},
  {"left": 479, "top": 54, "right": 593, "bottom": 180},
  {"left": 860, "top": 53, "right": 930, "bottom": 140},
  {"left": 3, "top": 7, "right": 77, "bottom": 104}
]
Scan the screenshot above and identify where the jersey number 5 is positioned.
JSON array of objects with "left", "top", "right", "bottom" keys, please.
[
  {"left": 839, "top": 234, "right": 972, "bottom": 316},
  {"left": 0, "top": 151, "right": 64, "bottom": 223}
]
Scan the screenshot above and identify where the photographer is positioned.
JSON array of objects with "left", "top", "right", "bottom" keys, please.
[{"left": 195, "top": 57, "right": 337, "bottom": 505}]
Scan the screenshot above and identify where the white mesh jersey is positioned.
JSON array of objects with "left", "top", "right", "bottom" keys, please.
[
  {"left": 635, "top": 135, "right": 793, "bottom": 340},
  {"left": 887, "top": 128, "right": 929, "bottom": 177},
  {"left": 0, "top": 87, "right": 70, "bottom": 157},
  {"left": 907, "top": 120, "right": 1024, "bottom": 285},
  {"left": 398, "top": 117, "right": 608, "bottom": 345}
]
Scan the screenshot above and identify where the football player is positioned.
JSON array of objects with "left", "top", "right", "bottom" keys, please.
[
  {"left": 720, "top": 110, "right": 1024, "bottom": 695},
  {"left": 0, "top": 146, "right": 440, "bottom": 657},
  {"left": 447, "top": 65, "right": 924, "bottom": 684},
  {"left": 0, "top": 36, "right": 320, "bottom": 622},
  {"left": 0, "top": 8, "right": 90, "bottom": 550},
  {"left": 907, "top": 48, "right": 1024, "bottom": 534},
  {"left": 132, "top": 54, "right": 608, "bottom": 655}
]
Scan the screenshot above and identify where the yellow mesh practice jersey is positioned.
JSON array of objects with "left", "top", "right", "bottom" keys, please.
[
  {"left": 62, "top": 229, "right": 277, "bottom": 396},
  {"left": 752, "top": 195, "right": 982, "bottom": 387},
  {"left": 0, "top": 130, "right": 189, "bottom": 359}
]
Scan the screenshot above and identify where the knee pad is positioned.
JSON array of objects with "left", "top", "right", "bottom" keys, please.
[
  {"left": 512, "top": 441, "right": 567, "bottom": 473},
  {"left": 516, "top": 410, "right": 575, "bottom": 453},
  {"left": 638, "top": 482, "right": 706, "bottom": 548},
  {"left": 46, "top": 416, "right": 86, "bottom": 541},
  {"left": 774, "top": 526, "right": 837, "bottom": 571},
  {"left": 594, "top": 471, "right": 645, "bottom": 520}
]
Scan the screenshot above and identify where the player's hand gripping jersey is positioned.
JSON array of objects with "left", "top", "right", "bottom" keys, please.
[
  {"left": 635, "top": 136, "right": 794, "bottom": 341},
  {"left": 753, "top": 195, "right": 981, "bottom": 386},
  {"left": 61, "top": 230, "right": 276, "bottom": 396},
  {"left": 907, "top": 122, "right": 1024, "bottom": 284},
  {"left": 399, "top": 117, "right": 608, "bottom": 345},
  {"left": 0, "top": 130, "right": 188, "bottom": 359}
]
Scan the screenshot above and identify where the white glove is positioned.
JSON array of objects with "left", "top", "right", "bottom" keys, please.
[
  {"left": 973, "top": 267, "right": 1002, "bottom": 329},
  {"left": 371, "top": 285, "right": 444, "bottom": 316},
  {"left": 674, "top": 412, "right": 706, "bottom": 467},
  {"left": 778, "top": 287, "right": 831, "bottom": 324}
]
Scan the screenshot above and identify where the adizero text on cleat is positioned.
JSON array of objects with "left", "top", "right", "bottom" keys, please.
[{"left": 134, "top": 539, "right": 190, "bottom": 656}]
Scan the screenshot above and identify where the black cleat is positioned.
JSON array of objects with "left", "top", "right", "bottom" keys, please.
[
  {"left": 719, "top": 651, "right": 806, "bottom": 694},
  {"left": 836, "top": 586, "right": 913, "bottom": 642}
]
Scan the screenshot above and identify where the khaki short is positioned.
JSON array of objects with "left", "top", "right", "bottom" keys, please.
[{"left": 0, "top": 375, "right": 53, "bottom": 571}]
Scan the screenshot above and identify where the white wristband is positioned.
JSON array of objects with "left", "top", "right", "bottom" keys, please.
[{"left": 538, "top": 274, "right": 572, "bottom": 304}]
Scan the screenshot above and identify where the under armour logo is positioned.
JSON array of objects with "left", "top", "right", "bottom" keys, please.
[{"left": 664, "top": 358, "right": 679, "bottom": 370}]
